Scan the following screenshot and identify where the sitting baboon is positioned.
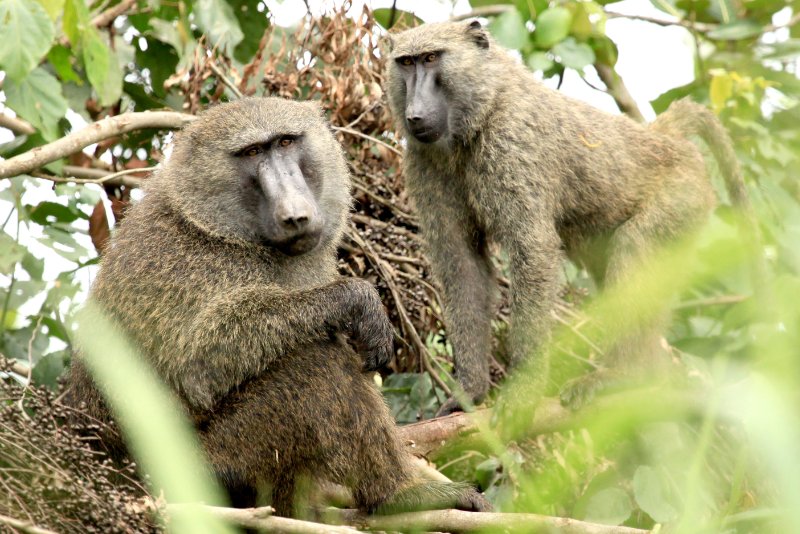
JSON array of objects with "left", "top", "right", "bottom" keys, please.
[
  {"left": 65, "top": 98, "right": 488, "bottom": 515},
  {"left": 383, "top": 21, "right": 751, "bottom": 413}
]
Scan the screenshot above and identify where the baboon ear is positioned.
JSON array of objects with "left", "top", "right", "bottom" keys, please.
[
  {"left": 380, "top": 34, "right": 395, "bottom": 55},
  {"left": 466, "top": 20, "right": 489, "bottom": 49}
]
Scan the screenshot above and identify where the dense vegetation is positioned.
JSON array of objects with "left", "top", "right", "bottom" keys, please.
[{"left": 0, "top": 0, "right": 798, "bottom": 532}]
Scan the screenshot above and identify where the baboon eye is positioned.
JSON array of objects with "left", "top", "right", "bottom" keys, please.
[
  {"left": 278, "top": 136, "right": 294, "bottom": 148},
  {"left": 398, "top": 57, "right": 413, "bottom": 66},
  {"left": 423, "top": 52, "right": 438, "bottom": 63},
  {"left": 242, "top": 145, "right": 262, "bottom": 157}
]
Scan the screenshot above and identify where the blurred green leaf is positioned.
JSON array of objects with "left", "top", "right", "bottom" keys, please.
[
  {"left": 82, "top": 30, "right": 123, "bottom": 106},
  {"left": 373, "top": 8, "right": 421, "bottom": 30},
  {"left": 534, "top": 6, "right": 572, "bottom": 48},
  {"left": 527, "top": 51, "right": 555, "bottom": 71},
  {"left": 32, "top": 350, "right": 67, "bottom": 388},
  {"left": 63, "top": 0, "right": 90, "bottom": 46},
  {"left": 553, "top": 38, "right": 596, "bottom": 70},
  {"left": 0, "top": 232, "right": 25, "bottom": 273},
  {"left": 583, "top": 487, "right": 633, "bottom": 525},
  {"left": 195, "top": 0, "right": 244, "bottom": 52},
  {"left": 488, "top": 8, "right": 529, "bottom": 50},
  {"left": 34, "top": 0, "right": 64, "bottom": 20},
  {"left": 20, "top": 252, "right": 44, "bottom": 280},
  {"left": 26, "top": 201, "right": 84, "bottom": 225},
  {"left": 47, "top": 44, "right": 81, "bottom": 83},
  {"left": 0, "top": 0, "right": 54, "bottom": 81},
  {"left": 707, "top": 20, "right": 762, "bottom": 40},
  {"left": 230, "top": 0, "right": 270, "bottom": 63},
  {"left": 633, "top": 465, "right": 680, "bottom": 523},
  {"left": 4, "top": 67, "right": 68, "bottom": 141}
]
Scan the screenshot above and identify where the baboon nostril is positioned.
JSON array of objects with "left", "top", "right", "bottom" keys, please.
[
  {"left": 407, "top": 116, "right": 422, "bottom": 124},
  {"left": 283, "top": 216, "right": 309, "bottom": 230}
]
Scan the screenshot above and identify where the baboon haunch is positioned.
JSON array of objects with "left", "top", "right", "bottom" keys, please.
[
  {"left": 65, "top": 98, "right": 488, "bottom": 515},
  {"left": 384, "top": 21, "right": 749, "bottom": 413}
]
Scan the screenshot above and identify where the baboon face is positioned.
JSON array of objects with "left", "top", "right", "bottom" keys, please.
[
  {"left": 232, "top": 133, "right": 324, "bottom": 255},
  {"left": 393, "top": 52, "right": 449, "bottom": 143},
  {"left": 159, "top": 98, "right": 350, "bottom": 256},
  {"left": 385, "top": 21, "right": 491, "bottom": 144}
]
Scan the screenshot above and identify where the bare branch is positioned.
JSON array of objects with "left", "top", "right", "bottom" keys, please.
[
  {"left": 41, "top": 165, "right": 153, "bottom": 189},
  {"left": 0, "top": 513, "right": 59, "bottom": 534},
  {"left": 168, "top": 504, "right": 360, "bottom": 534},
  {"left": 451, "top": 5, "right": 514, "bottom": 21},
  {"left": 398, "top": 390, "right": 707, "bottom": 457},
  {"left": 335, "top": 508, "right": 651, "bottom": 533},
  {"left": 331, "top": 126, "right": 402, "bottom": 157},
  {"left": 91, "top": 0, "right": 137, "bottom": 28},
  {"left": 2, "top": 357, "right": 32, "bottom": 378},
  {"left": 0, "top": 113, "right": 36, "bottom": 136},
  {"left": 593, "top": 63, "right": 645, "bottom": 123},
  {"left": 606, "top": 11, "right": 714, "bottom": 31},
  {"left": 0, "top": 112, "right": 195, "bottom": 179}
]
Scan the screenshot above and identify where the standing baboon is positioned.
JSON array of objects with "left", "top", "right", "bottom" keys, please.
[
  {"left": 384, "top": 21, "right": 750, "bottom": 414},
  {"left": 65, "top": 98, "right": 488, "bottom": 516}
]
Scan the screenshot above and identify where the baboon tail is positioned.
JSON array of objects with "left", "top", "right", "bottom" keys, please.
[{"left": 652, "top": 98, "right": 750, "bottom": 212}]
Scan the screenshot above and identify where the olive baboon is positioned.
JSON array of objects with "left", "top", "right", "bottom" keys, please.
[
  {"left": 65, "top": 98, "right": 488, "bottom": 515},
  {"left": 384, "top": 21, "right": 750, "bottom": 414}
]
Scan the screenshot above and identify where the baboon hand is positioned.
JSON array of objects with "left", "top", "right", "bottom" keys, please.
[
  {"left": 343, "top": 279, "right": 394, "bottom": 371},
  {"left": 456, "top": 488, "right": 493, "bottom": 512},
  {"left": 434, "top": 396, "right": 466, "bottom": 417}
]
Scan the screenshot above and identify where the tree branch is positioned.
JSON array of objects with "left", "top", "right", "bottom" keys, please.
[
  {"left": 335, "top": 508, "right": 650, "bottom": 533},
  {"left": 398, "top": 390, "right": 707, "bottom": 457},
  {"left": 451, "top": 5, "right": 514, "bottom": 21},
  {"left": 167, "top": 504, "right": 360, "bottom": 534},
  {"left": 91, "top": 0, "right": 138, "bottom": 28},
  {"left": 0, "top": 513, "right": 58, "bottom": 534},
  {"left": 0, "top": 113, "right": 36, "bottom": 136},
  {"left": 0, "top": 112, "right": 195, "bottom": 179},
  {"left": 593, "top": 63, "right": 645, "bottom": 123}
]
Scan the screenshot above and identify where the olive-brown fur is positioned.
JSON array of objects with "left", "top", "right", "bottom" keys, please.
[
  {"left": 384, "top": 21, "right": 749, "bottom": 412},
  {"left": 65, "top": 98, "right": 488, "bottom": 515}
]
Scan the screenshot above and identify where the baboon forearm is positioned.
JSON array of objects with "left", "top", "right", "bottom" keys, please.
[{"left": 172, "top": 278, "right": 374, "bottom": 410}]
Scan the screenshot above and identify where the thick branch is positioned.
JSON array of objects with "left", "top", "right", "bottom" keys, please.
[
  {"left": 91, "top": 0, "right": 137, "bottom": 28},
  {"left": 398, "top": 390, "right": 706, "bottom": 456},
  {"left": 0, "top": 112, "right": 195, "bottom": 179},
  {"left": 594, "top": 63, "right": 645, "bottom": 123},
  {"left": 0, "top": 514, "right": 58, "bottom": 534},
  {"left": 0, "top": 113, "right": 36, "bottom": 136},
  {"left": 336, "top": 508, "right": 650, "bottom": 533},
  {"left": 168, "top": 504, "right": 360, "bottom": 534}
]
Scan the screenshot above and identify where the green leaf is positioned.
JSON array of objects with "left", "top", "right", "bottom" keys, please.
[
  {"left": 21, "top": 252, "right": 44, "bottom": 280},
  {"left": 649, "top": 0, "right": 683, "bottom": 17},
  {"left": 488, "top": 8, "right": 528, "bottom": 50},
  {"left": 32, "top": 350, "right": 67, "bottom": 388},
  {"left": 4, "top": 68, "right": 68, "bottom": 141},
  {"left": 534, "top": 6, "right": 573, "bottom": 49},
  {"left": 633, "top": 465, "right": 680, "bottom": 523},
  {"left": 583, "top": 487, "right": 633, "bottom": 525},
  {"left": 26, "top": 201, "right": 83, "bottom": 225},
  {"left": 373, "top": 8, "right": 421, "bottom": 30},
  {"left": 0, "top": 232, "right": 25, "bottom": 273},
  {"left": 63, "top": 0, "right": 90, "bottom": 46},
  {"left": 707, "top": 20, "right": 762, "bottom": 41},
  {"left": 570, "top": 1, "right": 606, "bottom": 40},
  {"left": 194, "top": 0, "right": 244, "bottom": 52},
  {"left": 82, "top": 30, "right": 123, "bottom": 106},
  {"left": 552, "top": 37, "right": 596, "bottom": 70},
  {"left": 136, "top": 39, "right": 179, "bottom": 98},
  {"left": 0, "top": 0, "right": 54, "bottom": 81},
  {"left": 47, "top": 44, "right": 80, "bottom": 83},
  {"left": 34, "top": 0, "right": 64, "bottom": 20},
  {"left": 527, "top": 51, "right": 554, "bottom": 71},
  {"left": 230, "top": 0, "right": 270, "bottom": 63}
]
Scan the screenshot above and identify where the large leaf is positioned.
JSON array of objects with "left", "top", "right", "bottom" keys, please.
[
  {"left": 4, "top": 67, "right": 67, "bottom": 141},
  {"left": 373, "top": 8, "right": 421, "bottom": 30},
  {"left": 488, "top": 8, "right": 528, "bottom": 50},
  {"left": 62, "top": 0, "right": 90, "bottom": 46},
  {"left": 552, "top": 37, "right": 596, "bottom": 70},
  {"left": 0, "top": 232, "right": 25, "bottom": 274},
  {"left": 194, "top": 0, "right": 244, "bottom": 53},
  {"left": 0, "top": 0, "right": 54, "bottom": 81},
  {"left": 534, "top": 6, "right": 573, "bottom": 48},
  {"left": 34, "top": 0, "right": 64, "bottom": 20},
  {"left": 82, "top": 30, "right": 123, "bottom": 106},
  {"left": 707, "top": 20, "right": 762, "bottom": 40},
  {"left": 583, "top": 487, "right": 633, "bottom": 525},
  {"left": 633, "top": 465, "right": 680, "bottom": 523}
]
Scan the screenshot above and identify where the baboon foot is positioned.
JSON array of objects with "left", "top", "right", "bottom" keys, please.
[
  {"left": 434, "top": 396, "right": 465, "bottom": 417},
  {"left": 456, "top": 487, "right": 493, "bottom": 512}
]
